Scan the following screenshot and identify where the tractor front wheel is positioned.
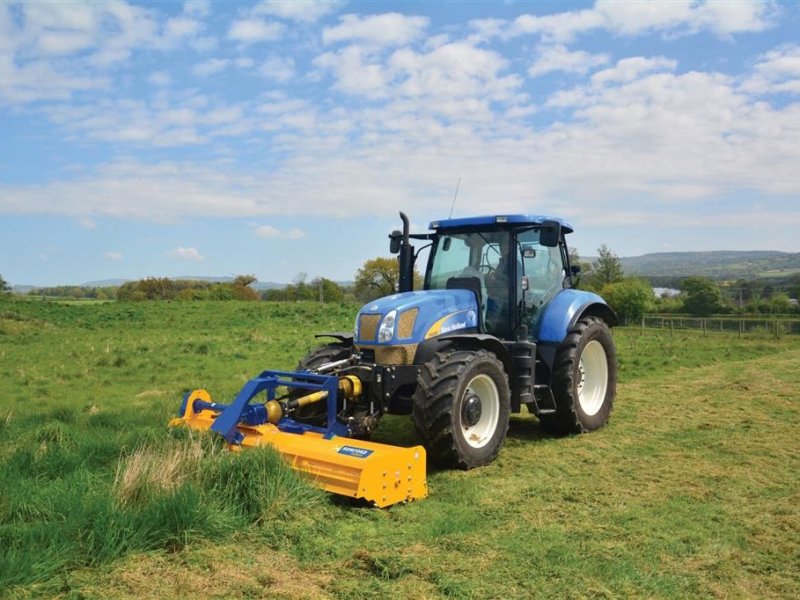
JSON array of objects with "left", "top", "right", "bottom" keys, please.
[
  {"left": 540, "top": 316, "right": 616, "bottom": 435},
  {"left": 292, "top": 343, "right": 352, "bottom": 425},
  {"left": 412, "top": 349, "right": 510, "bottom": 469}
]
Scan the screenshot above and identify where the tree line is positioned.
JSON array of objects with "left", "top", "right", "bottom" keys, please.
[
  {"left": 2, "top": 251, "right": 798, "bottom": 319},
  {"left": 572, "top": 245, "right": 799, "bottom": 321}
]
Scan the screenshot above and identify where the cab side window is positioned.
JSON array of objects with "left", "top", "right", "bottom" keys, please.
[{"left": 518, "top": 229, "right": 565, "bottom": 331}]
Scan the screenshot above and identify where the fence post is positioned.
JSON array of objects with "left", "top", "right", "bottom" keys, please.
[
  {"left": 641, "top": 316, "right": 645, "bottom": 332},
  {"left": 739, "top": 319, "right": 743, "bottom": 338},
  {"left": 670, "top": 319, "right": 673, "bottom": 337}
]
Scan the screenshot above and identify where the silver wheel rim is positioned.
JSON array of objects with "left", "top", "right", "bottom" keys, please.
[
  {"left": 576, "top": 340, "right": 608, "bottom": 416},
  {"left": 461, "top": 374, "right": 500, "bottom": 449}
]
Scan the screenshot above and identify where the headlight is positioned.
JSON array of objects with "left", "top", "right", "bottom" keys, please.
[{"left": 377, "top": 310, "right": 397, "bottom": 343}]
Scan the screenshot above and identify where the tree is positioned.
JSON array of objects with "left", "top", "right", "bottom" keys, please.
[
  {"left": 354, "top": 257, "right": 399, "bottom": 302},
  {"left": 568, "top": 247, "right": 592, "bottom": 288},
  {"left": 681, "top": 276, "right": 726, "bottom": 316},
  {"left": 601, "top": 278, "right": 654, "bottom": 324},
  {"left": 310, "top": 277, "right": 344, "bottom": 303},
  {"left": 231, "top": 274, "right": 258, "bottom": 301},
  {"left": 0, "top": 274, "right": 11, "bottom": 294},
  {"left": 353, "top": 257, "right": 423, "bottom": 302},
  {"left": 589, "top": 244, "right": 623, "bottom": 288}
]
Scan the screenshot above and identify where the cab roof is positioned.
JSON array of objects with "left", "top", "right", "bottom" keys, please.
[{"left": 429, "top": 214, "right": 574, "bottom": 234}]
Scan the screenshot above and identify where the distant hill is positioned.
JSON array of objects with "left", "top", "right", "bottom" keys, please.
[
  {"left": 81, "top": 279, "right": 131, "bottom": 287},
  {"left": 619, "top": 251, "right": 800, "bottom": 280}
]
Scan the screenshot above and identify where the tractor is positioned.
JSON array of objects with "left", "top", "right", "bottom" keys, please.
[{"left": 172, "top": 212, "right": 617, "bottom": 505}]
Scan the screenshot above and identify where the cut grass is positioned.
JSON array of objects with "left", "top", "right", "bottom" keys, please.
[{"left": 0, "top": 298, "right": 798, "bottom": 598}]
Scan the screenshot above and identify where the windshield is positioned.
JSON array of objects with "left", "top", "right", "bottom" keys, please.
[{"left": 426, "top": 230, "right": 508, "bottom": 290}]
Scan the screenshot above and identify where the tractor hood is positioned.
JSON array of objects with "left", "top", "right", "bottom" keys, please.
[{"left": 355, "top": 289, "right": 479, "bottom": 346}]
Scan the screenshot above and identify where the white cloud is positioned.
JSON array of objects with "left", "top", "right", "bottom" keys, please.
[
  {"left": 742, "top": 44, "right": 800, "bottom": 95},
  {"left": 259, "top": 55, "right": 295, "bottom": 82},
  {"left": 166, "top": 246, "right": 204, "bottom": 261},
  {"left": 323, "top": 13, "right": 429, "bottom": 47},
  {"left": 148, "top": 71, "right": 172, "bottom": 86},
  {"left": 160, "top": 15, "right": 203, "bottom": 48},
  {"left": 2, "top": 45, "right": 798, "bottom": 233},
  {"left": 79, "top": 217, "right": 97, "bottom": 229},
  {"left": 509, "top": 0, "right": 776, "bottom": 42},
  {"left": 314, "top": 46, "right": 392, "bottom": 97},
  {"left": 0, "top": 0, "right": 212, "bottom": 104},
  {"left": 254, "top": 225, "right": 280, "bottom": 237},
  {"left": 691, "top": 0, "right": 776, "bottom": 36},
  {"left": 183, "top": 1, "right": 210, "bottom": 18},
  {"left": 315, "top": 41, "right": 521, "bottom": 107},
  {"left": 512, "top": 8, "right": 604, "bottom": 43},
  {"left": 192, "top": 58, "right": 229, "bottom": 77},
  {"left": 253, "top": 0, "right": 342, "bottom": 23},
  {"left": 254, "top": 225, "right": 306, "bottom": 239},
  {"left": 105, "top": 251, "right": 123, "bottom": 261},
  {"left": 0, "top": 56, "right": 109, "bottom": 104},
  {"left": 590, "top": 56, "right": 677, "bottom": 86},
  {"left": 43, "top": 92, "right": 258, "bottom": 146},
  {"left": 529, "top": 45, "right": 609, "bottom": 77},
  {"left": 228, "top": 18, "right": 284, "bottom": 44}
]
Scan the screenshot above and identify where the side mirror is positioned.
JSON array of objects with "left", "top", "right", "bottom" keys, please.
[
  {"left": 389, "top": 230, "right": 402, "bottom": 254},
  {"left": 442, "top": 237, "right": 452, "bottom": 251},
  {"left": 570, "top": 264, "right": 581, "bottom": 287},
  {"left": 522, "top": 248, "right": 536, "bottom": 259},
  {"left": 539, "top": 220, "right": 561, "bottom": 247}
]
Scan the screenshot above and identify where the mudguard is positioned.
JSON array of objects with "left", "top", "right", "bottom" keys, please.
[{"left": 536, "top": 289, "right": 617, "bottom": 343}]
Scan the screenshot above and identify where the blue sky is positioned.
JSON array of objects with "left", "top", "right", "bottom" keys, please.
[{"left": 1, "top": 0, "right": 799, "bottom": 286}]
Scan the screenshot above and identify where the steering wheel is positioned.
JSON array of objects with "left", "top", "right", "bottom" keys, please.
[{"left": 479, "top": 264, "right": 496, "bottom": 278}]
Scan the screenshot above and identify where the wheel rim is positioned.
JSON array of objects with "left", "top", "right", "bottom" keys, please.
[
  {"left": 576, "top": 340, "right": 608, "bottom": 416},
  {"left": 460, "top": 374, "right": 500, "bottom": 449}
]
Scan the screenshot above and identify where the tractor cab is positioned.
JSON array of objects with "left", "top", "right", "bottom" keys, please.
[
  {"left": 422, "top": 217, "right": 572, "bottom": 340},
  {"left": 390, "top": 214, "right": 579, "bottom": 343}
]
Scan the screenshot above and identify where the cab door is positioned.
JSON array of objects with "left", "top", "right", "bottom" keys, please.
[{"left": 516, "top": 228, "right": 566, "bottom": 333}]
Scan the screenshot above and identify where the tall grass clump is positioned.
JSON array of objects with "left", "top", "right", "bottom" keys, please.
[
  {"left": 203, "top": 445, "right": 325, "bottom": 523},
  {"left": 0, "top": 432, "right": 323, "bottom": 592},
  {"left": 114, "top": 436, "right": 208, "bottom": 506},
  {"left": 115, "top": 434, "right": 323, "bottom": 522}
]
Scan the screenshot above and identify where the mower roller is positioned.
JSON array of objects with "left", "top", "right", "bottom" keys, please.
[{"left": 169, "top": 368, "right": 428, "bottom": 508}]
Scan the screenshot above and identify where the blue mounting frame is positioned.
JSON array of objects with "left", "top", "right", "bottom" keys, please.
[{"left": 180, "top": 370, "right": 348, "bottom": 444}]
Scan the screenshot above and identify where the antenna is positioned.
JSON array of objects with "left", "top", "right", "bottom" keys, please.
[{"left": 448, "top": 176, "right": 461, "bottom": 219}]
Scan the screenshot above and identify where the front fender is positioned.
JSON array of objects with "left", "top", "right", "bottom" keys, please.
[{"left": 536, "top": 289, "right": 617, "bottom": 343}]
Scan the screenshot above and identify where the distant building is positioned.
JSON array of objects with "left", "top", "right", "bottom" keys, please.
[{"left": 653, "top": 287, "right": 681, "bottom": 298}]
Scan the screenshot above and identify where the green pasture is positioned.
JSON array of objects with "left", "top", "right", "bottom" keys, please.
[{"left": 0, "top": 299, "right": 797, "bottom": 598}]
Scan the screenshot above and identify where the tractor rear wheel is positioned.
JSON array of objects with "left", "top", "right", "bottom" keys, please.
[
  {"left": 412, "top": 349, "right": 510, "bottom": 469},
  {"left": 292, "top": 343, "right": 351, "bottom": 425},
  {"left": 540, "top": 316, "right": 616, "bottom": 435}
]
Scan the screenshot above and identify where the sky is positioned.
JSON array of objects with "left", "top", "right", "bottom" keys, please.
[{"left": 1, "top": 0, "right": 799, "bottom": 287}]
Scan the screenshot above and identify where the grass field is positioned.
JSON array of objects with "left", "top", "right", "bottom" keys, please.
[{"left": 1, "top": 299, "right": 798, "bottom": 599}]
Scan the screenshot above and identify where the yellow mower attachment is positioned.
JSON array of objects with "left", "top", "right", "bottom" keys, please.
[{"left": 169, "top": 371, "right": 427, "bottom": 508}]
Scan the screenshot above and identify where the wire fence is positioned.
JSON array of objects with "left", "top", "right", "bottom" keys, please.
[{"left": 640, "top": 314, "right": 800, "bottom": 338}]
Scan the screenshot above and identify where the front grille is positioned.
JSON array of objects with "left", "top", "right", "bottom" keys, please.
[
  {"left": 397, "top": 308, "right": 418, "bottom": 339},
  {"left": 358, "top": 314, "right": 381, "bottom": 342}
]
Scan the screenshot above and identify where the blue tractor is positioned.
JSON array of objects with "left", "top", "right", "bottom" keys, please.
[{"left": 295, "top": 212, "right": 618, "bottom": 469}]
